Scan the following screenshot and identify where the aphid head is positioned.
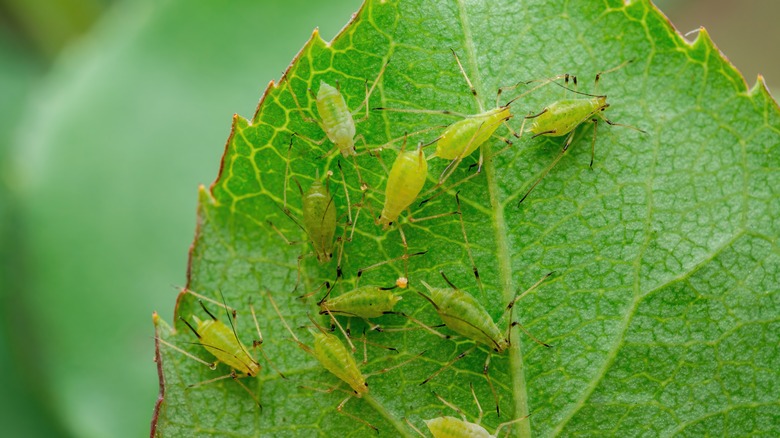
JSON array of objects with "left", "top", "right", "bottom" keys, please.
[{"left": 598, "top": 96, "right": 609, "bottom": 109}]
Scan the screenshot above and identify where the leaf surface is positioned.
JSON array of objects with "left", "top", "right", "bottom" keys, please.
[{"left": 153, "top": 0, "right": 780, "bottom": 436}]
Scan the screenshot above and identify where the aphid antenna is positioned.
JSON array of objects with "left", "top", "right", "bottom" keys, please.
[
  {"left": 432, "top": 390, "right": 467, "bottom": 419},
  {"left": 438, "top": 271, "right": 459, "bottom": 290},
  {"left": 364, "top": 349, "right": 426, "bottom": 378},
  {"left": 181, "top": 287, "right": 236, "bottom": 313},
  {"left": 322, "top": 307, "right": 357, "bottom": 352},
  {"left": 420, "top": 344, "right": 478, "bottom": 386},
  {"left": 155, "top": 336, "right": 216, "bottom": 369}
]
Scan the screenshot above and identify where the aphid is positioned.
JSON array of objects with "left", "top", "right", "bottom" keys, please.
[
  {"left": 284, "top": 62, "right": 389, "bottom": 189},
  {"left": 417, "top": 271, "right": 553, "bottom": 416},
  {"left": 375, "top": 50, "right": 519, "bottom": 194},
  {"left": 269, "top": 136, "right": 351, "bottom": 286},
  {"left": 406, "top": 384, "right": 529, "bottom": 438},
  {"left": 266, "top": 292, "right": 423, "bottom": 432},
  {"left": 378, "top": 141, "right": 429, "bottom": 229},
  {"left": 155, "top": 289, "right": 283, "bottom": 408},
  {"left": 517, "top": 61, "right": 646, "bottom": 204}
]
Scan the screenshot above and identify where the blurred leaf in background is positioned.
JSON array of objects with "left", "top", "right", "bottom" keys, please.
[
  {"left": 0, "top": 0, "right": 775, "bottom": 437},
  {"left": 4, "top": 0, "right": 360, "bottom": 436}
]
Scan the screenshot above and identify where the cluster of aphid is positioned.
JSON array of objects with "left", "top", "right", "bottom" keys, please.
[{"left": 158, "top": 49, "right": 645, "bottom": 436}]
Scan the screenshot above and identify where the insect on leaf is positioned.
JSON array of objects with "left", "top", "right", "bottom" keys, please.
[{"left": 152, "top": 0, "right": 780, "bottom": 437}]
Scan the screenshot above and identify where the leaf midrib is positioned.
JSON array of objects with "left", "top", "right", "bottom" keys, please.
[{"left": 454, "top": 1, "right": 531, "bottom": 437}]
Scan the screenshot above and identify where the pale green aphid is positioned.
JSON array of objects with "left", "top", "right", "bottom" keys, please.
[
  {"left": 378, "top": 142, "right": 428, "bottom": 229},
  {"left": 155, "top": 290, "right": 283, "bottom": 408},
  {"left": 319, "top": 284, "right": 402, "bottom": 319},
  {"left": 376, "top": 50, "right": 518, "bottom": 193},
  {"left": 301, "top": 173, "right": 337, "bottom": 263},
  {"left": 417, "top": 272, "right": 553, "bottom": 416},
  {"left": 518, "top": 61, "right": 646, "bottom": 204},
  {"left": 266, "top": 291, "right": 423, "bottom": 432},
  {"left": 270, "top": 135, "right": 348, "bottom": 286},
  {"left": 285, "top": 62, "right": 388, "bottom": 189},
  {"left": 406, "top": 384, "right": 529, "bottom": 438}
]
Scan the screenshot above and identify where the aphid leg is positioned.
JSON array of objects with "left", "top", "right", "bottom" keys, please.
[
  {"left": 420, "top": 345, "right": 477, "bottom": 385},
  {"left": 470, "top": 382, "right": 485, "bottom": 424},
  {"left": 404, "top": 418, "right": 426, "bottom": 437},
  {"left": 493, "top": 414, "right": 531, "bottom": 438},
  {"left": 482, "top": 353, "right": 500, "bottom": 417},
  {"left": 509, "top": 321, "right": 551, "bottom": 348},
  {"left": 454, "top": 192, "right": 483, "bottom": 295},
  {"left": 248, "top": 301, "right": 286, "bottom": 379},
  {"left": 186, "top": 370, "right": 262, "bottom": 409},
  {"left": 337, "top": 395, "right": 378, "bottom": 432},
  {"left": 433, "top": 390, "right": 468, "bottom": 419},
  {"left": 352, "top": 60, "right": 390, "bottom": 122},
  {"left": 504, "top": 272, "right": 554, "bottom": 346},
  {"left": 517, "top": 129, "right": 576, "bottom": 205},
  {"left": 283, "top": 74, "right": 320, "bottom": 126},
  {"left": 589, "top": 117, "right": 599, "bottom": 168}
]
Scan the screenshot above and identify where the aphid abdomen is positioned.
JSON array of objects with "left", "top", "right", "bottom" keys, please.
[
  {"left": 197, "top": 318, "right": 259, "bottom": 376},
  {"left": 322, "top": 286, "right": 402, "bottom": 319},
  {"left": 428, "top": 287, "right": 505, "bottom": 351},
  {"left": 302, "top": 179, "right": 336, "bottom": 263},
  {"left": 531, "top": 98, "right": 604, "bottom": 137},
  {"left": 379, "top": 149, "right": 428, "bottom": 228},
  {"left": 316, "top": 82, "right": 356, "bottom": 156},
  {"left": 425, "top": 416, "right": 493, "bottom": 438},
  {"left": 435, "top": 106, "right": 511, "bottom": 160},
  {"left": 312, "top": 331, "right": 368, "bottom": 396}
]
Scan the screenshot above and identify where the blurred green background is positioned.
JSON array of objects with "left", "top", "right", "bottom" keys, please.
[{"left": 0, "top": 0, "right": 776, "bottom": 436}]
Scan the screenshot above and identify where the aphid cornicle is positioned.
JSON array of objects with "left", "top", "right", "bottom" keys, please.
[
  {"left": 378, "top": 142, "right": 428, "bottom": 229},
  {"left": 517, "top": 61, "right": 646, "bottom": 204},
  {"left": 417, "top": 271, "right": 553, "bottom": 416}
]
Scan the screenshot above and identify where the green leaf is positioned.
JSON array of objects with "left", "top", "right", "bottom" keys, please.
[{"left": 153, "top": 0, "right": 780, "bottom": 436}]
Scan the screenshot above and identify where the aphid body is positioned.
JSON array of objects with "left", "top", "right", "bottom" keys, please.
[
  {"left": 433, "top": 106, "right": 511, "bottom": 161},
  {"left": 301, "top": 176, "right": 337, "bottom": 262},
  {"left": 378, "top": 146, "right": 428, "bottom": 229},
  {"left": 420, "top": 281, "right": 506, "bottom": 352},
  {"left": 191, "top": 314, "right": 259, "bottom": 376},
  {"left": 316, "top": 81, "right": 357, "bottom": 157},
  {"left": 528, "top": 96, "right": 607, "bottom": 138},
  {"left": 425, "top": 416, "right": 493, "bottom": 438},
  {"left": 312, "top": 330, "right": 368, "bottom": 396},
  {"left": 320, "top": 285, "right": 402, "bottom": 319}
]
